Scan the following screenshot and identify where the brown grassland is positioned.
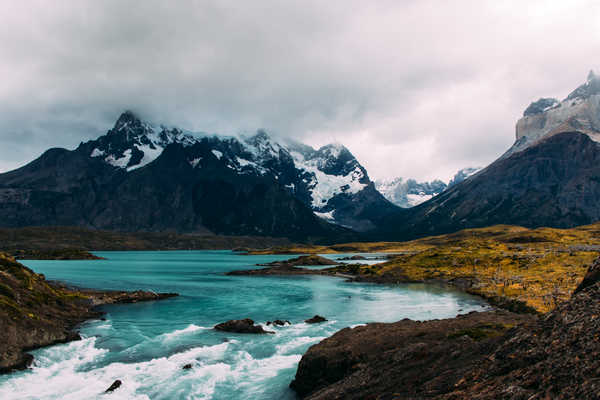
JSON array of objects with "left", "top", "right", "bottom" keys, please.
[{"left": 251, "top": 223, "right": 600, "bottom": 313}]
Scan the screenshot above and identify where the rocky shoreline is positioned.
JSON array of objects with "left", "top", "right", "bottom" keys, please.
[
  {"left": 291, "top": 257, "right": 600, "bottom": 399},
  {"left": 227, "top": 252, "right": 600, "bottom": 398},
  {"left": 0, "top": 253, "right": 178, "bottom": 373}
]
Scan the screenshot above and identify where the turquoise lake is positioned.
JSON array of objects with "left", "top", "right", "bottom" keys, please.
[{"left": 0, "top": 251, "right": 488, "bottom": 399}]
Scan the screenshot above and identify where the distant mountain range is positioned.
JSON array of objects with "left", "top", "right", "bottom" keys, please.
[
  {"left": 374, "top": 167, "right": 481, "bottom": 208},
  {"left": 0, "top": 111, "right": 394, "bottom": 241},
  {"left": 374, "top": 71, "right": 600, "bottom": 240},
  {"left": 1, "top": 72, "right": 600, "bottom": 242}
]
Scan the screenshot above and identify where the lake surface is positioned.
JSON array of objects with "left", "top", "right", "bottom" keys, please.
[{"left": 0, "top": 251, "right": 488, "bottom": 400}]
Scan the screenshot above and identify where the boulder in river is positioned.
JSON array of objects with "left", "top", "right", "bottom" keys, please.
[
  {"left": 105, "top": 380, "right": 122, "bottom": 393},
  {"left": 214, "top": 319, "right": 274, "bottom": 334},
  {"left": 305, "top": 315, "right": 327, "bottom": 324},
  {"left": 267, "top": 319, "right": 291, "bottom": 326},
  {"left": 182, "top": 363, "right": 193, "bottom": 370}
]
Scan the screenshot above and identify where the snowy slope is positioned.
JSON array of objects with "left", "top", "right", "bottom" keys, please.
[
  {"left": 83, "top": 112, "right": 383, "bottom": 231},
  {"left": 375, "top": 167, "right": 481, "bottom": 208}
]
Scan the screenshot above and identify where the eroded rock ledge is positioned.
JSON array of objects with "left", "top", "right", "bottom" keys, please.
[
  {"left": 227, "top": 255, "right": 341, "bottom": 276},
  {"left": 292, "top": 257, "right": 600, "bottom": 399},
  {"left": 0, "top": 253, "right": 178, "bottom": 373}
]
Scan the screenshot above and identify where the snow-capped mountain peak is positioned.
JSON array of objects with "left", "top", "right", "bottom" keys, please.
[
  {"left": 375, "top": 167, "right": 482, "bottom": 208},
  {"left": 80, "top": 113, "right": 389, "bottom": 231},
  {"left": 88, "top": 111, "right": 198, "bottom": 171}
]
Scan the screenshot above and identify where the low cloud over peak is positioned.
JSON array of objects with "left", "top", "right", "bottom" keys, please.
[{"left": 0, "top": 0, "right": 598, "bottom": 181}]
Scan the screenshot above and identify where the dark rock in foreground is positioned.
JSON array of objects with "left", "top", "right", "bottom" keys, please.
[
  {"left": 214, "top": 318, "right": 274, "bottom": 334},
  {"left": 182, "top": 363, "right": 193, "bottom": 370},
  {"left": 304, "top": 315, "right": 327, "bottom": 324},
  {"left": 291, "top": 311, "right": 535, "bottom": 398},
  {"left": 292, "top": 257, "right": 600, "bottom": 399},
  {"left": 573, "top": 257, "right": 600, "bottom": 294},
  {"left": 267, "top": 319, "right": 291, "bottom": 326},
  {"left": 105, "top": 380, "right": 122, "bottom": 393}
]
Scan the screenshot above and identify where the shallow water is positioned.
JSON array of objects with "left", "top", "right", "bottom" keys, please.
[{"left": 0, "top": 251, "right": 488, "bottom": 399}]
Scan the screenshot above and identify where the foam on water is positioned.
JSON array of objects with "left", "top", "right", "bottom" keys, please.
[
  {"left": 160, "top": 324, "right": 210, "bottom": 341},
  {"left": 0, "top": 250, "right": 489, "bottom": 399}
]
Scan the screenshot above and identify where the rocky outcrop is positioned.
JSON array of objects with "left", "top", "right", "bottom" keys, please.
[
  {"left": 304, "top": 315, "right": 327, "bottom": 324},
  {"left": 510, "top": 71, "right": 600, "bottom": 156},
  {"left": 0, "top": 253, "right": 178, "bottom": 374},
  {"left": 573, "top": 256, "right": 600, "bottom": 294},
  {"left": 104, "top": 380, "right": 122, "bottom": 393},
  {"left": 292, "top": 258, "right": 600, "bottom": 399},
  {"left": 214, "top": 319, "right": 274, "bottom": 334},
  {"left": 227, "top": 255, "right": 339, "bottom": 276},
  {"left": 266, "top": 320, "right": 291, "bottom": 326},
  {"left": 257, "top": 255, "right": 338, "bottom": 267}
]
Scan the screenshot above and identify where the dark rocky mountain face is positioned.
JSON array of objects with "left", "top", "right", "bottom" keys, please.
[
  {"left": 0, "top": 111, "right": 395, "bottom": 240},
  {"left": 375, "top": 132, "right": 600, "bottom": 241}
]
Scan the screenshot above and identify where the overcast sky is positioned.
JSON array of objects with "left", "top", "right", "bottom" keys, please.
[{"left": 1, "top": 1, "right": 599, "bottom": 181}]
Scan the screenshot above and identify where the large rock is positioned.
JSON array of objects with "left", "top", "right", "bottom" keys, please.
[
  {"left": 304, "top": 315, "right": 327, "bottom": 324},
  {"left": 104, "top": 380, "right": 122, "bottom": 393},
  {"left": 214, "top": 319, "right": 274, "bottom": 334},
  {"left": 573, "top": 257, "right": 600, "bottom": 294}
]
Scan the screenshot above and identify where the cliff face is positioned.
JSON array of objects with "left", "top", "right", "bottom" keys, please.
[
  {"left": 509, "top": 71, "right": 600, "bottom": 156},
  {"left": 375, "top": 132, "right": 600, "bottom": 241},
  {"left": 0, "top": 253, "right": 176, "bottom": 373},
  {"left": 292, "top": 257, "right": 600, "bottom": 400}
]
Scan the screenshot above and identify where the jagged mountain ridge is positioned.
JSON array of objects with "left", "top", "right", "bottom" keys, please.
[
  {"left": 0, "top": 111, "right": 395, "bottom": 239},
  {"left": 375, "top": 131, "right": 600, "bottom": 241},
  {"left": 370, "top": 72, "right": 600, "bottom": 240},
  {"left": 370, "top": 71, "right": 600, "bottom": 240},
  {"left": 375, "top": 167, "right": 481, "bottom": 208},
  {"left": 507, "top": 70, "right": 600, "bottom": 156},
  {"left": 82, "top": 111, "right": 395, "bottom": 230}
]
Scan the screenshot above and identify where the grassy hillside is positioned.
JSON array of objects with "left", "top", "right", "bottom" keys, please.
[{"left": 255, "top": 223, "right": 600, "bottom": 313}]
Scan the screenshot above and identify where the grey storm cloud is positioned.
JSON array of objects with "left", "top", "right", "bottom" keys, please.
[{"left": 0, "top": 0, "right": 599, "bottom": 181}]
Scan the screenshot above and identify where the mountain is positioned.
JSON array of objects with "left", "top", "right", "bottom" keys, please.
[
  {"left": 375, "top": 178, "right": 446, "bottom": 208},
  {"left": 374, "top": 167, "right": 481, "bottom": 208},
  {"left": 375, "top": 72, "right": 600, "bottom": 240},
  {"left": 0, "top": 111, "right": 395, "bottom": 240},
  {"left": 506, "top": 69, "right": 600, "bottom": 156}
]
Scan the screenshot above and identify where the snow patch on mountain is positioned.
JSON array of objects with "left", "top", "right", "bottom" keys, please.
[
  {"left": 376, "top": 167, "right": 481, "bottom": 208},
  {"left": 189, "top": 157, "right": 202, "bottom": 168},
  {"left": 314, "top": 210, "right": 335, "bottom": 221},
  {"left": 105, "top": 149, "right": 132, "bottom": 168},
  {"left": 90, "top": 148, "right": 105, "bottom": 157},
  {"left": 290, "top": 150, "right": 366, "bottom": 209},
  {"left": 85, "top": 111, "right": 381, "bottom": 230}
]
